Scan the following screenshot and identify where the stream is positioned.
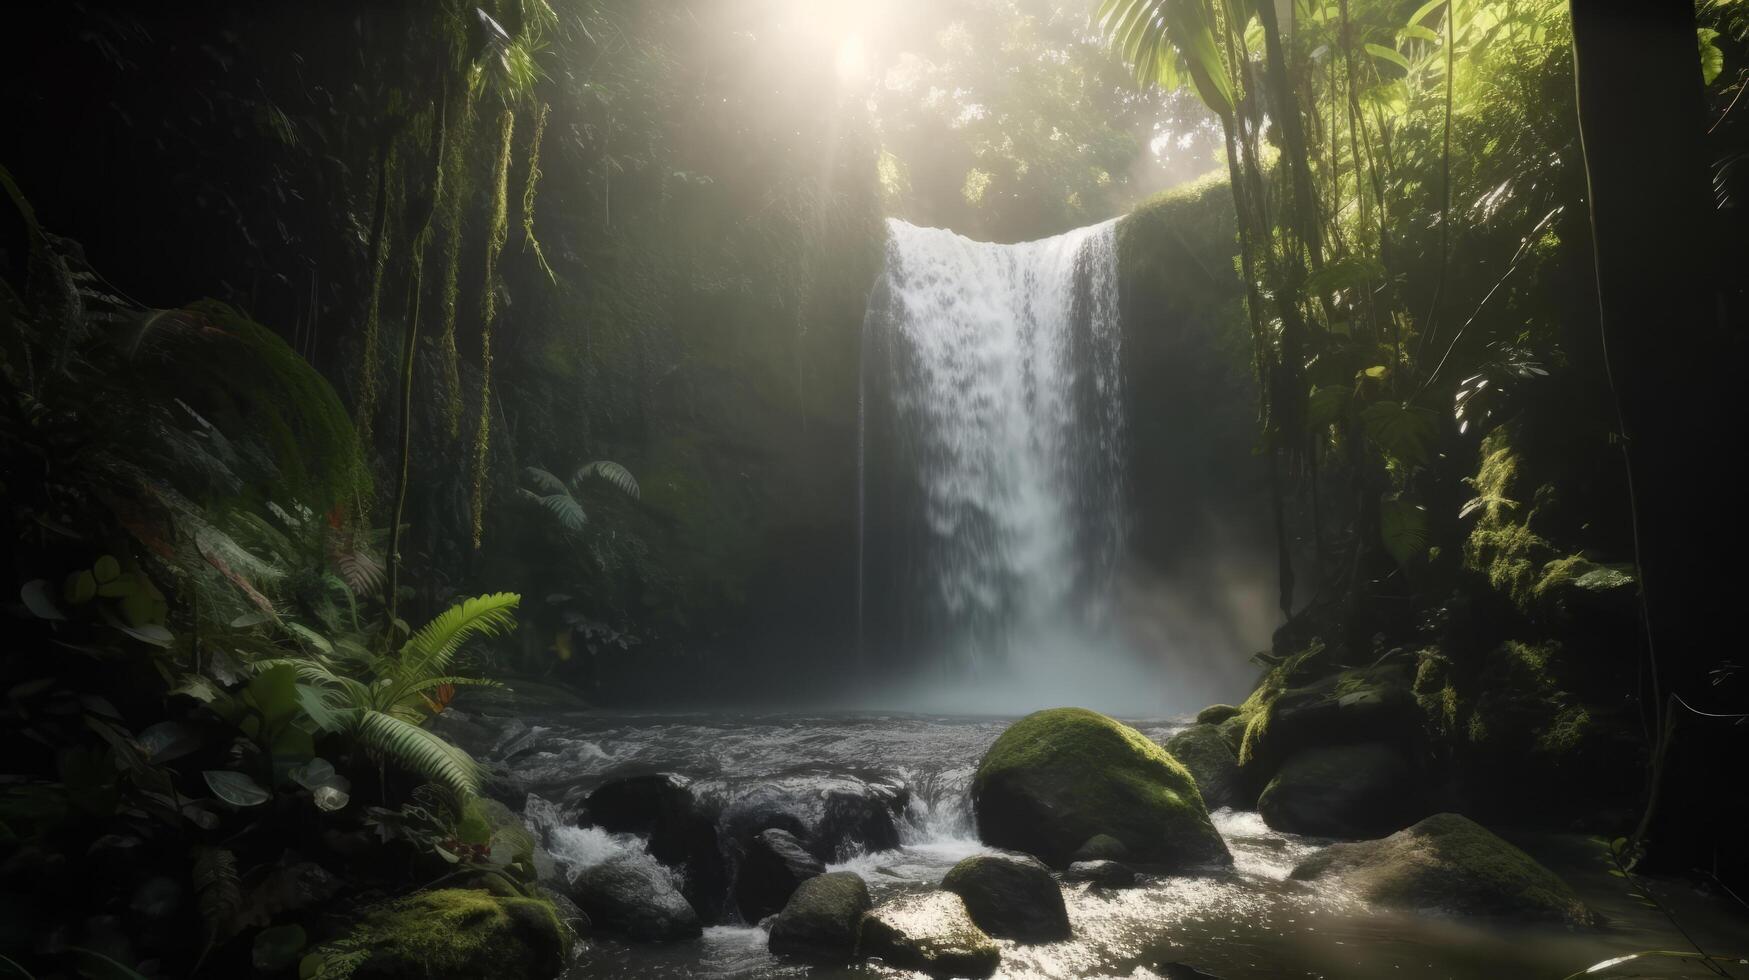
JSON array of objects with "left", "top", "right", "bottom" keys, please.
[{"left": 459, "top": 707, "right": 1748, "bottom": 980}]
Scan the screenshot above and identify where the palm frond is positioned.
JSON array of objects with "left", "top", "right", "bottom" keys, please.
[
  {"left": 574, "top": 459, "right": 640, "bottom": 499},
  {"left": 518, "top": 488, "right": 586, "bottom": 530},
  {"left": 354, "top": 710, "right": 482, "bottom": 797},
  {"left": 393, "top": 592, "right": 521, "bottom": 686},
  {"left": 523, "top": 466, "right": 568, "bottom": 495}
]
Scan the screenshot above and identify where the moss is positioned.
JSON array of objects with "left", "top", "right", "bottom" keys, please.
[
  {"left": 1195, "top": 704, "right": 1240, "bottom": 725},
  {"left": 971, "top": 707, "right": 1228, "bottom": 868},
  {"left": 470, "top": 106, "right": 516, "bottom": 550},
  {"left": 305, "top": 888, "right": 571, "bottom": 980},
  {"left": 1462, "top": 423, "right": 1570, "bottom": 615},
  {"left": 1290, "top": 813, "right": 1593, "bottom": 925}
]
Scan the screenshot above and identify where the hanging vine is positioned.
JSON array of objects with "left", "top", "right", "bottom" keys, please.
[
  {"left": 521, "top": 101, "right": 555, "bottom": 283},
  {"left": 437, "top": 78, "right": 480, "bottom": 439},
  {"left": 470, "top": 106, "right": 516, "bottom": 550},
  {"left": 354, "top": 143, "right": 401, "bottom": 457}
]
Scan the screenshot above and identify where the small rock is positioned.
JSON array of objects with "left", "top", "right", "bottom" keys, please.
[
  {"left": 570, "top": 854, "right": 702, "bottom": 941},
  {"left": 768, "top": 872, "right": 871, "bottom": 963},
  {"left": 735, "top": 828, "right": 825, "bottom": 922},
  {"left": 859, "top": 891, "right": 1000, "bottom": 979},
  {"left": 1164, "top": 724, "right": 1249, "bottom": 810},
  {"left": 1195, "top": 704, "right": 1241, "bottom": 725},
  {"left": 1071, "top": 834, "right": 1129, "bottom": 862},
  {"left": 1064, "top": 860, "right": 1139, "bottom": 889},
  {"left": 941, "top": 853, "right": 1070, "bottom": 943},
  {"left": 587, "top": 773, "right": 727, "bottom": 921}
]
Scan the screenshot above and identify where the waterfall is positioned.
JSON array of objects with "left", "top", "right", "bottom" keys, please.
[{"left": 859, "top": 218, "right": 1126, "bottom": 673}]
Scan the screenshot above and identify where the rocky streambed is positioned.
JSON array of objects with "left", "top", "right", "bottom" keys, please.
[{"left": 436, "top": 701, "right": 1746, "bottom": 979}]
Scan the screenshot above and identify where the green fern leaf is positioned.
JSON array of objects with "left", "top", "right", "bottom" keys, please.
[
  {"left": 523, "top": 466, "right": 567, "bottom": 495},
  {"left": 393, "top": 592, "right": 521, "bottom": 686},
  {"left": 519, "top": 489, "right": 587, "bottom": 531},
  {"left": 573, "top": 460, "right": 640, "bottom": 499},
  {"left": 354, "top": 710, "right": 482, "bottom": 797}
]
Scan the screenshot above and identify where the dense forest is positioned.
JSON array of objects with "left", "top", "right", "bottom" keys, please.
[{"left": 1, "top": 1, "right": 1745, "bottom": 978}]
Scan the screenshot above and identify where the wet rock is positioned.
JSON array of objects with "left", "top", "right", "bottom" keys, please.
[
  {"left": 717, "top": 773, "right": 908, "bottom": 862},
  {"left": 1071, "top": 834, "right": 1130, "bottom": 861},
  {"left": 588, "top": 773, "right": 727, "bottom": 921},
  {"left": 972, "top": 707, "right": 1230, "bottom": 869},
  {"left": 1164, "top": 724, "right": 1249, "bottom": 810},
  {"left": 1065, "top": 860, "right": 1140, "bottom": 888},
  {"left": 941, "top": 853, "right": 1070, "bottom": 942},
  {"left": 570, "top": 853, "right": 702, "bottom": 941},
  {"left": 1290, "top": 813, "right": 1594, "bottom": 925},
  {"left": 304, "top": 888, "right": 571, "bottom": 980},
  {"left": 735, "top": 828, "right": 825, "bottom": 922},
  {"left": 767, "top": 871, "right": 871, "bottom": 963},
  {"left": 1259, "top": 742, "right": 1427, "bottom": 838},
  {"left": 1260, "top": 664, "right": 1420, "bottom": 766},
  {"left": 859, "top": 891, "right": 1000, "bottom": 979},
  {"left": 1196, "top": 704, "right": 1241, "bottom": 725},
  {"left": 1216, "top": 714, "right": 1247, "bottom": 755},
  {"left": 1155, "top": 963, "right": 1223, "bottom": 979}
]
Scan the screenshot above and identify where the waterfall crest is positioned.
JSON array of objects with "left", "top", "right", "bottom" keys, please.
[{"left": 860, "top": 218, "right": 1126, "bottom": 675}]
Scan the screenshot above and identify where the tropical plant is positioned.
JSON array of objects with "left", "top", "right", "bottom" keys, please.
[
  {"left": 262, "top": 593, "right": 522, "bottom": 798},
  {"left": 518, "top": 461, "right": 641, "bottom": 533}
]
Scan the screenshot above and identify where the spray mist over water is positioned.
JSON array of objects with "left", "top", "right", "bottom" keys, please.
[{"left": 859, "top": 217, "right": 1181, "bottom": 715}]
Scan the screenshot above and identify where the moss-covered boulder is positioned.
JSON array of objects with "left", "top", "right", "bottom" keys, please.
[
  {"left": 302, "top": 888, "right": 571, "bottom": 980},
  {"left": 1195, "top": 704, "right": 1241, "bottom": 725},
  {"left": 971, "top": 708, "right": 1229, "bottom": 869},
  {"left": 1290, "top": 813, "right": 1594, "bottom": 925},
  {"left": 858, "top": 892, "right": 999, "bottom": 979},
  {"left": 1258, "top": 743, "right": 1428, "bottom": 838},
  {"left": 941, "top": 854, "right": 1070, "bottom": 943},
  {"left": 1164, "top": 723, "right": 1248, "bottom": 810},
  {"left": 767, "top": 871, "right": 870, "bottom": 963}
]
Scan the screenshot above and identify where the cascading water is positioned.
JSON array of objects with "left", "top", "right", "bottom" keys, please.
[{"left": 859, "top": 217, "right": 1127, "bottom": 678}]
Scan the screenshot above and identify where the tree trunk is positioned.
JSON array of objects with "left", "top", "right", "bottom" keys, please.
[{"left": 1568, "top": 0, "right": 1719, "bottom": 868}]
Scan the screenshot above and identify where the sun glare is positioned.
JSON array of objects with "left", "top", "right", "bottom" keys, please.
[{"left": 835, "top": 32, "right": 870, "bottom": 85}]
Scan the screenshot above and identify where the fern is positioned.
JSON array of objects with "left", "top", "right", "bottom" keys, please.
[
  {"left": 354, "top": 710, "right": 482, "bottom": 797},
  {"left": 574, "top": 459, "right": 640, "bottom": 499},
  {"left": 518, "top": 488, "right": 587, "bottom": 530},
  {"left": 192, "top": 846, "right": 242, "bottom": 941},
  {"left": 523, "top": 466, "right": 568, "bottom": 495},
  {"left": 392, "top": 592, "right": 520, "bottom": 688}
]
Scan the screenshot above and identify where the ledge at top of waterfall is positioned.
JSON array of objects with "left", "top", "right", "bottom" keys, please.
[{"left": 859, "top": 217, "right": 1162, "bottom": 710}]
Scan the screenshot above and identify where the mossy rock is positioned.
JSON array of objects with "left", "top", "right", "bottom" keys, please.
[
  {"left": 971, "top": 708, "right": 1229, "bottom": 869},
  {"left": 1195, "top": 704, "right": 1241, "bottom": 725},
  {"left": 768, "top": 871, "right": 870, "bottom": 963},
  {"left": 1258, "top": 742, "right": 1428, "bottom": 839},
  {"left": 1290, "top": 813, "right": 1594, "bottom": 925},
  {"left": 1163, "top": 724, "right": 1249, "bottom": 810},
  {"left": 858, "top": 891, "right": 999, "bottom": 979},
  {"left": 941, "top": 853, "right": 1070, "bottom": 943},
  {"left": 302, "top": 888, "right": 571, "bottom": 980},
  {"left": 1071, "top": 834, "right": 1129, "bottom": 862}
]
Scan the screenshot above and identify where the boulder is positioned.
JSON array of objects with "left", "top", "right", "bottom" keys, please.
[
  {"left": 302, "top": 888, "right": 570, "bottom": 980},
  {"left": 971, "top": 707, "right": 1229, "bottom": 868},
  {"left": 735, "top": 828, "right": 825, "bottom": 922},
  {"left": 569, "top": 853, "right": 702, "bottom": 941},
  {"left": 1216, "top": 714, "right": 1247, "bottom": 755},
  {"left": 859, "top": 891, "right": 1000, "bottom": 979},
  {"left": 1269, "top": 664, "right": 1419, "bottom": 749},
  {"left": 941, "top": 853, "right": 1070, "bottom": 943},
  {"left": 1258, "top": 742, "right": 1427, "bottom": 838},
  {"left": 767, "top": 871, "right": 871, "bottom": 963},
  {"left": 1164, "top": 724, "right": 1249, "bottom": 810},
  {"left": 587, "top": 773, "right": 727, "bottom": 921},
  {"left": 1064, "top": 860, "right": 1139, "bottom": 889},
  {"left": 1196, "top": 704, "right": 1241, "bottom": 725},
  {"left": 717, "top": 774, "right": 907, "bottom": 862},
  {"left": 1071, "top": 834, "right": 1129, "bottom": 862},
  {"left": 1290, "top": 813, "right": 1593, "bottom": 925}
]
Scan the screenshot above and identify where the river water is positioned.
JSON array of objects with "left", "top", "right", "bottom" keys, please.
[{"left": 461, "top": 708, "right": 1747, "bottom": 980}]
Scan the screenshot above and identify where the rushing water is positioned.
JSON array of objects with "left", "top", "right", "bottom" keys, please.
[
  {"left": 859, "top": 219, "right": 1126, "bottom": 676},
  {"left": 462, "top": 706, "right": 1747, "bottom": 980}
]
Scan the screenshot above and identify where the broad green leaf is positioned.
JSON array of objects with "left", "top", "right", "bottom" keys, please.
[
  {"left": 92, "top": 555, "right": 122, "bottom": 584},
  {"left": 1380, "top": 497, "right": 1430, "bottom": 566},
  {"left": 204, "top": 770, "right": 270, "bottom": 807},
  {"left": 19, "top": 579, "right": 64, "bottom": 621},
  {"left": 1304, "top": 254, "right": 1386, "bottom": 295},
  {"left": 1365, "top": 43, "right": 1411, "bottom": 73},
  {"left": 1360, "top": 401, "right": 1441, "bottom": 465},
  {"left": 1698, "top": 28, "right": 1724, "bottom": 86},
  {"left": 1306, "top": 386, "right": 1351, "bottom": 431}
]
